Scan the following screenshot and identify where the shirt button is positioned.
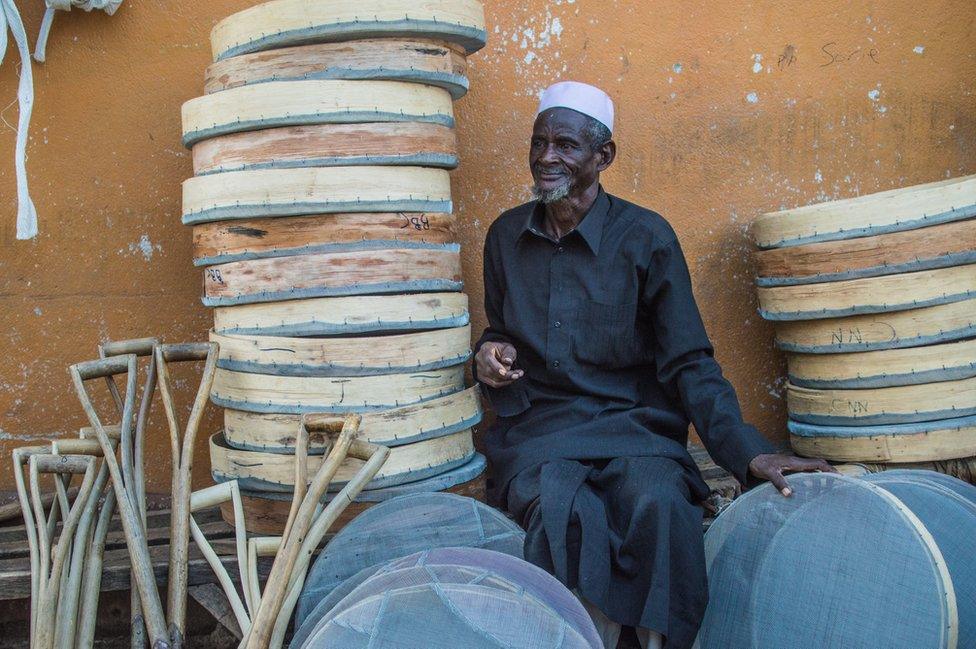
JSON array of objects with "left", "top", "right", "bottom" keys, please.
[
  {"left": 554, "top": 321, "right": 561, "bottom": 328},
  {"left": 556, "top": 246, "right": 564, "bottom": 254},
  {"left": 553, "top": 360, "right": 561, "bottom": 368}
]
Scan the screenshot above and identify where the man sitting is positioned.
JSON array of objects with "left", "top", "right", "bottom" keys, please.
[{"left": 473, "top": 81, "right": 833, "bottom": 649}]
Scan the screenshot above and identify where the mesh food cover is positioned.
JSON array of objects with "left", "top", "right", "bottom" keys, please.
[
  {"left": 696, "top": 473, "right": 955, "bottom": 649},
  {"left": 874, "top": 468, "right": 976, "bottom": 505},
  {"left": 295, "top": 555, "right": 594, "bottom": 649},
  {"left": 292, "top": 548, "right": 601, "bottom": 649},
  {"left": 863, "top": 471, "right": 976, "bottom": 648},
  {"left": 296, "top": 493, "right": 525, "bottom": 628}
]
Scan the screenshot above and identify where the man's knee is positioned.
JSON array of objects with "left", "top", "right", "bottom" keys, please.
[{"left": 607, "top": 457, "right": 696, "bottom": 515}]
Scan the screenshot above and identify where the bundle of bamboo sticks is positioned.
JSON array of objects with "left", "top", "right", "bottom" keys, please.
[
  {"left": 752, "top": 174, "right": 976, "bottom": 475},
  {"left": 179, "top": 0, "right": 490, "bottom": 533}
]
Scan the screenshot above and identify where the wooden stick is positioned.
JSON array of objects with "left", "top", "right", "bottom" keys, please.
[
  {"left": 99, "top": 338, "right": 159, "bottom": 649},
  {"left": 188, "top": 482, "right": 253, "bottom": 630},
  {"left": 69, "top": 356, "right": 170, "bottom": 648},
  {"left": 76, "top": 486, "right": 117, "bottom": 649},
  {"left": 270, "top": 438, "right": 391, "bottom": 649},
  {"left": 49, "top": 439, "right": 111, "bottom": 649},
  {"left": 245, "top": 537, "right": 282, "bottom": 616},
  {"left": 12, "top": 445, "right": 49, "bottom": 640},
  {"left": 156, "top": 342, "right": 219, "bottom": 648},
  {"left": 29, "top": 453, "right": 98, "bottom": 649},
  {"left": 243, "top": 416, "right": 358, "bottom": 649}
]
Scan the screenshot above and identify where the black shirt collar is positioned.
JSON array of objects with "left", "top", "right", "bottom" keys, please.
[{"left": 520, "top": 187, "right": 610, "bottom": 255}]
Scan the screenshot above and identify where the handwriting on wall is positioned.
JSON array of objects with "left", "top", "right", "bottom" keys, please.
[
  {"left": 772, "top": 42, "right": 882, "bottom": 70},
  {"left": 819, "top": 42, "right": 880, "bottom": 67}
]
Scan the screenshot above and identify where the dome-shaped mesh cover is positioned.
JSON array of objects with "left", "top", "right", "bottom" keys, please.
[
  {"left": 697, "top": 473, "right": 953, "bottom": 649},
  {"left": 293, "top": 548, "right": 600, "bottom": 649},
  {"left": 296, "top": 493, "right": 525, "bottom": 627},
  {"left": 298, "top": 581, "right": 591, "bottom": 648},
  {"left": 863, "top": 471, "right": 975, "bottom": 648},
  {"left": 871, "top": 468, "right": 976, "bottom": 505}
]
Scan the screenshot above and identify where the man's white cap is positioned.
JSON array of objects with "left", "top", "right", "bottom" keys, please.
[{"left": 536, "top": 81, "right": 614, "bottom": 133}]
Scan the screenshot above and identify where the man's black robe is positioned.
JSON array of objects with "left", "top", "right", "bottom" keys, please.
[{"left": 475, "top": 189, "right": 774, "bottom": 648}]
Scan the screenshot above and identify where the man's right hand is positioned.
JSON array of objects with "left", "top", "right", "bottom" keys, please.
[{"left": 475, "top": 341, "right": 525, "bottom": 388}]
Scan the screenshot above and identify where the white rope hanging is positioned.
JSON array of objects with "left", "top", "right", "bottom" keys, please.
[
  {"left": 0, "top": 0, "right": 37, "bottom": 240},
  {"left": 34, "top": 0, "right": 123, "bottom": 63},
  {"left": 0, "top": 0, "right": 123, "bottom": 240}
]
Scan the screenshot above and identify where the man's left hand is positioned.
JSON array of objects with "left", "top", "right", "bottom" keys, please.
[{"left": 748, "top": 453, "right": 837, "bottom": 498}]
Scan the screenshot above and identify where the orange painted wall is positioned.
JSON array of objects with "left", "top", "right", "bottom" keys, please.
[{"left": 0, "top": 1, "right": 973, "bottom": 493}]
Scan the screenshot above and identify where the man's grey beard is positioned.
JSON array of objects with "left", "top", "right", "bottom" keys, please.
[{"left": 532, "top": 181, "right": 571, "bottom": 204}]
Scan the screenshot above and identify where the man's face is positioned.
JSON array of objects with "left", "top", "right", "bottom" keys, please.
[{"left": 529, "top": 108, "right": 604, "bottom": 204}]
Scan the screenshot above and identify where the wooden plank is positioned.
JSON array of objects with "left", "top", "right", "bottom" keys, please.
[
  {"left": 210, "top": 429, "right": 476, "bottom": 492},
  {"left": 182, "top": 166, "right": 453, "bottom": 225},
  {"left": 0, "top": 536, "right": 269, "bottom": 601},
  {"left": 188, "top": 583, "right": 243, "bottom": 639},
  {"left": 0, "top": 518, "right": 234, "bottom": 561},
  {"left": 182, "top": 80, "right": 454, "bottom": 147},
  {"left": 224, "top": 386, "right": 482, "bottom": 452},
  {"left": 757, "top": 263, "right": 976, "bottom": 321},
  {"left": 201, "top": 247, "right": 463, "bottom": 306},
  {"left": 212, "top": 292, "right": 469, "bottom": 337},
  {"left": 192, "top": 122, "right": 459, "bottom": 176},
  {"left": 755, "top": 218, "right": 976, "bottom": 286},
  {"left": 773, "top": 296, "right": 976, "bottom": 353},
  {"left": 210, "top": 0, "right": 488, "bottom": 60},
  {"left": 0, "top": 506, "right": 223, "bottom": 546},
  {"left": 790, "top": 415, "right": 976, "bottom": 463},
  {"left": 752, "top": 174, "right": 976, "bottom": 249},
  {"left": 204, "top": 39, "right": 469, "bottom": 99},
  {"left": 787, "top": 338, "right": 976, "bottom": 389},
  {"left": 192, "top": 211, "right": 457, "bottom": 266},
  {"left": 787, "top": 376, "right": 976, "bottom": 426}
]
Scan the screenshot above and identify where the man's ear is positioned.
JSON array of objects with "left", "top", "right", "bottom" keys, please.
[{"left": 597, "top": 140, "right": 617, "bottom": 172}]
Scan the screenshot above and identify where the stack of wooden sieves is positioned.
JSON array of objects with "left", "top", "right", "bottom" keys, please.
[
  {"left": 753, "top": 175, "right": 976, "bottom": 476},
  {"left": 180, "top": 0, "right": 489, "bottom": 533}
]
